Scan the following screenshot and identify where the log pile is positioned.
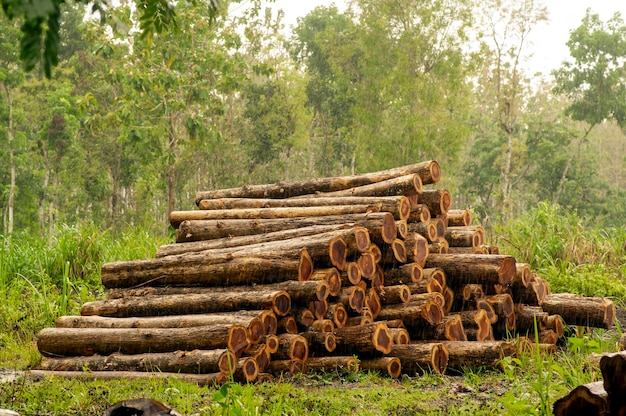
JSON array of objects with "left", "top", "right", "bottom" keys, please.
[{"left": 34, "top": 160, "right": 616, "bottom": 384}]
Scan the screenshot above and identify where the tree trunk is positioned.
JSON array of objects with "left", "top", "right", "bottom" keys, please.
[
  {"left": 37, "top": 349, "right": 237, "bottom": 375},
  {"left": 1, "top": 82, "right": 15, "bottom": 234},
  {"left": 198, "top": 196, "right": 411, "bottom": 221},
  {"left": 359, "top": 357, "right": 402, "bottom": 378},
  {"left": 194, "top": 160, "right": 440, "bottom": 202},
  {"left": 80, "top": 290, "right": 291, "bottom": 318},
  {"left": 390, "top": 343, "right": 448, "bottom": 375},
  {"left": 334, "top": 321, "right": 393, "bottom": 355},
  {"left": 37, "top": 325, "right": 250, "bottom": 358},
  {"left": 541, "top": 293, "right": 615, "bottom": 329},
  {"left": 514, "top": 305, "right": 548, "bottom": 335},
  {"left": 406, "top": 221, "right": 438, "bottom": 243},
  {"left": 444, "top": 228, "right": 484, "bottom": 248},
  {"left": 170, "top": 205, "right": 380, "bottom": 228},
  {"left": 552, "top": 381, "right": 609, "bottom": 416},
  {"left": 295, "top": 174, "right": 422, "bottom": 199},
  {"left": 424, "top": 254, "right": 516, "bottom": 288}
]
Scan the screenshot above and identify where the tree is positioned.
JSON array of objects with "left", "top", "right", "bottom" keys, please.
[{"left": 0, "top": 0, "right": 224, "bottom": 77}]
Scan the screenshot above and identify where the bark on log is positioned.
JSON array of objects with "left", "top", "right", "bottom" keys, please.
[
  {"left": 37, "top": 325, "right": 250, "bottom": 358},
  {"left": 359, "top": 357, "right": 402, "bottom": 378},
  {"left": 294, "top": 174, "right": 423, "bottom": 199},
  {"left": 440, "top": 341, "right": 517, "bottom": 373},
  {"left": 382, "top": 263, "right": 423, "bottom": 286},
  {"left": 476, "top": 299, "right": 498, "bottom": 325},
  {"left": 170, "top": 205, "right": 381, "bottom": 228},
  {"left": 198, "top": 196, "right": 411, "bottom": 221},
  {"left": 305, "top": 356, "right": 359, "bottom": 374},
  {"left": 511, "top": 274, "right": 546, "bottom": 306},
  {"left": 81, "top": 290, "right": 291, "bottom": 318},
  {"left": 326, "top": 303, "right": 348, "bottom": 328},
  {"left": 552, "top": 381, "right": 609, "bottom": 416},
  {"left": 424, "top": 254, "right": 516, "bottom": 288},
  {"left": 194, "top": 160, "right": 440, "bottom": 202},
  {"left": 446, "top": 209, "right": 472, "bottom": 227},
  {"left": 274, "top": 334, "right": 309, "bottom": 362},
  {"left": 447, "top": 246, "right": 490, "bottom": 254},
  {"left": 335, "top": 286, "right": 366, "bottom": 313},
  {"left": 334, "top": 321, "right": 393, "bottom": 355},
  {"left": 444, "top": 228, "right": 483, "bottom": 248},
  {"left": 455, "top": 310, "right": 494, "bottom": 342},
  {"left": 418, "top": 189, "right": 451, "bottom": 216},
  {"left": 277, "top": 316, "right": 299, "bottom": 334},
  {"left": 396, "top": 220, "right": 408, "bottom": 239},
  {"left": 309, "top": 269, "right": 341, "bottom": 298},
  {"left": 265, "top": 360, "right": 308, "bottom": 376},
  {"left": 37, "top": 349, "right": 237, "bottom": 375},
  {"left": 377, "top": 299, "right": 443, "bottom": 328},
  {"left": 293, "top": 307, "right": 315, "bottom": 329},
  {"left": 407, "top": 204, "right": 431, "bottom": 223},
  {"left": 390, "top": 343, "right": 448, "bottom": 375},
  {"left": 546, "top": 314, "right": 565, "bottom": 339},
  {"left": 340, "top": 262, "right": 362, "bottom": 286},
  {"left": 485, "top": 294, "right": 515, "bottom": 318},
  {"left": 514, "top": 305, "right": 549, "bottom": 334},
  {"left": 309, "top": 299, "right": 329, "bottom": 321},
  {"left": 541, "top": 293, "right": 615, "bottom": 329},
  {"left": 429, "top": 240, "right": 449, "bottom": 254},
  {"left": 365, "top": 288, "right": 382, "bottom": 319},
  {"left": 26, "top": 370, "right": 225, "bottom": 386},
  {"left": 301, "top": 330, "right": 336, "bottom": 353},
  {"left": 411, "top": 314, "right": 467, "bottom": 342},
  {"left": 357, "top": 252, "right": 377, "bottom": 280},
  {"left": 451, "top": 284, "right": 484, "bottom": 312},
  {"left": 378, "top": 285, "right": 411, "bottom": 305},
  {"left": 388, "top": 327, "right": 411, "bottom": 345},
  {"left": 406, "top": 221, "right": 438, "bottom": 243},
  {"left": 234, "top": 357, "right": 259, "bottom": 383}
]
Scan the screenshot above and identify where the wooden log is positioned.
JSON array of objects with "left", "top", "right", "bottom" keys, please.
[
  {"left": 310, "top": 319, "right": 334, "bottom": 333},
  {"left": 326, "top": 303, "right": 348, "bottom": 328},
  {"left": 388, "top": 327, "right": 411, "bottom": 345},
  {"left": 274, "top": 334, "right": 309, "bottom": 362},
  {"left": 37, "top": 325, "right": 250, "bottom": 358},
  {"left": 233, "top": 357, "right": 259, "bottom": 383},
  {"left": 26, "top": 370, "right": 225, "bottom": 386},
  {"left": 340, "top": 262, "right": 362, "bottom": 286},
  {"left": 391, "top": 343, "right": 448, "bottom": 375},
  {"left": 451, "top": 284, "right": 484, "bottom": 312},
  {"left": 357, "top": 252, "right": 377, "bottom": 280},
  {"left": 258, "top": 335, "right": 279, "bottom": 354},
  {"left": 599, "top": 351, "right": 626, "bottom": 413},
  {"left": 336, "top": 285, "right": 366, "bottom": 313},
  {"left": 359, "top": 357, "right": 402, "bottom": 378},
  {"left": 514, "top": 305, "right": 549, "bottom": 334},
  {"left": 255, "top": 373, "right": 275, "bottom": 383},
  {"left": 511, "top": 273, "right": 546, "bottom": 306},
  {"left": 365, "top": 243, "right": 383, "bottom": 263},
  {"left": 418, "top": 189, "right": 451, "bottom": 216},
  {"left": 424, "top": 254, "right": 516, "bottom": 288},
  {"left": 406, "top": 221, "right": 438, "bottom": 243},
  {"left": 410, "top": 314, "right": 467, "bottom": 342},
  {"left": 309, "top": 299, "right": 329, "bottom": 321},
  {"left": 485, "top": 294, "right": 515, "bottom": 318},
  {"left": 277, "top": 316, "right": 299, "bottom": 334},
  {"left": 194, "top": 160, "right": 440, "bottom": 202},
  {"left": 440, "top": 341, "right": 517, "bottom": 373},
  {"left": 493, "top": 313, "right": 517, "bottom": 339},
  {"left": 447, "top": 246, "right": 490, "bottom": 254},
  {"left": 446, "top": 209, "right": 472, "bottom": 227},
  {"left": 110, "top": 280, "right": 329, "bottom": 304},
  {"left": 198, "top": 196, "right": 411, "bottom": 221},
  {"left": 174, "top": 212, "right": 395, "bottom": 243},
  {"left": 365, "top": 288, "right": 382, "bottom": 318},
  {"left": 334, "top": 321, "right": 393, "bottom": 355},
  {"left": 378, "top": 285, "right": 411, "bottom": 305},
  {"left": 377, "top": 299, "right": 443, "bottom": 328},
  {"left": 444, "top": 227, "right": 483, "bottom": 248},
  {"left": 476, "top": 298, "right": 498, "bottom": 325},
  {"left": 344, "top": 313, "right": 373, "bottom": 327},
  {"left": 295, "top": 173, "right": 423, "bottom": 199},
  {"left": 406, "top": 268, "right": 446, "bottom": 295},
  {"left": 539, "top": 329, "right": 558, "bottom": 344},
  {"left": 266, "top": 359, "right": 308, "bottom": 376},
  {"left": 409, "top": 292, "right": 446, "bottom": 310},
  {"left": 403, "top": 232, "right": 429, "bottom": 267},
  {"left": 56, "top": 313, "right": 266, "bottom": 345},
  {"left": 455, "top": 310, "right": 494, "bottom": 342},
  {"left": 513, "top": 263, "right": 531, "bottom": 288},
  {"left": 395, "top": 220, "right": 408, "bottom": 239},
  {"left": 301, "top": 330, "right": 336, "bottom": 353},
  {"left": 305, "top": 356, "right": 359, "bottom": 374},
  {"left": 541, "top": 293, "right": 615, "bottom": 329},
  {"left": 442, "top": 287, "right": 454, "bottom": 314},
  {"left": 309, "top": 269, "right": 341, "bottom": 298},
  {"left": 552, "top": 381, "right": 609, "bottom": 416},
  {"left": 407, "top": 204, "right": 431, "bottom": 223},
  {"left": 546, "top": 314, "right": 565, "bottom": 339},
  {"left": 81, "top": 290, "right": 291, "bottom": 318},
  {"left": 37, "top": 349, "right": 237, "bottom": 375},
  {"left": 170, "top": 205, "right": 381, "bottom": 228},
  {"left": 292, "top": 307, "right": 315, "bottom": 329},
  {"left": 101, "top": 253, "right": 310, "bottom": 289},
  {"left": 429, "top": 239, "right": 449, "bottom": 254},
  {"left": 382, "top": 263, "right": 423, "bottom": 286}
]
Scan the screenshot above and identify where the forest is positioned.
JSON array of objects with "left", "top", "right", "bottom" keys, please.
[{"left": 1, "top": 0, "right": 625, "bottom": 237}]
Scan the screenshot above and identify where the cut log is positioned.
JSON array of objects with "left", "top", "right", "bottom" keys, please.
[
  {"left": 396, "top": 220, "right": 408, "bottom": 239},
  {"left": 513, "top": 263, "right": 531, "bottom": 288},
  {"left": 599, "top": 351, "right": 626, "bottom": 414},
  {"left": 37, "top": 349, "right": 237, "bottom": 375},
  {"left": 377, "top": 299, "right": 443, "bottom": 328},
  {"left": 359, "top": 357, "right": 402, "bottom": 378},
  {"left": 541, "top": 293, "right": 615, "bottom": 329},
  {"left": 424, "top": 254, "right": 516, "bottom": 288},
  {"left": 309, "top": 299, "right": 329, "bottom": 321},
  {"left": 273, "top": 334, "right": 309, "bottom": 362},
  {"left": 447, "top": 246, "right": 490, "bottom": 254},
  {"left": 406, "top": 221, "right": 438, "bottom": 243},
  {"left": 405, "top": 268, "right": 446, "bottom": 295},
  {"left": 446, "top": 209, "right": 472, "bottom": 227},
  {"left": 277, "top": 316, "right": 299, "bottom": 334},
  {"left": 514, "top": 305, "right": 549, "bottom": 334},
  {"left": 336, "top": 285, "right": 366, "bottom": 313},
  {"left": 301, "top": 330, "right": 336, "bottom": 353},
  {"left": 382, "top": 263, "right": 423, "bottom": 285},
  {"left": 444, "top": 227, "right": 483, "bottom": 248},
  {"left": 194, "top": 160, "right": 440, "bottom": 202},
  {"left": 476, "top": 299, "right": 498, "bottom": 325},
  {"left": 247, "top": 344, "right": 271, "bottom": 373},
  {"left": 357, "top": 252, "right": 377, "bottom": 280},
  {"left": 511, "top": 274, "right": 546, "bottom": 306},
  {"left": 365, "top": 243, "right": 382, "bottom": 263},
  {"left": 388, "top": 327, "right": 411, "bottom": 345},
  {"left": 365, "top": 288, "right": 382, "bottom": 318},
  {"left": 306, "top": 356, "right": 359, "bottom": 374},
  {"left": 485, "top": 294, "right": 515, "bottom": 318},
  {"left": 455, "top": 310, "right": 494, "bottom": 342},
  {"left": 440, "top": 341, "right": 517, "bottom": 373},
  {"left": 418, "top": 189, "right": 451, "bottom": 216},
  {"left": 334, "top": 321, "right": 393, "bottom": 355},
  {"left": 429, "top": 239, "right": 449, "bottom": 254},
  {"left": 170, "top": 205, "right": 381, "bottom": 228},
  {"left": 326, "top": 303, "right": 348, "bottom": 328},
  {"left": 310, "top": 319, "right": 334, "bottom": 333},
  {"left": 407, "top": 204, "right": 431, "bottom": 223},
  {"left": 295, "top": 173, "right": 423, "bottom": 199},
  {"left": 37, "top": 325, "right": 250, "bottom": 358},
  {"left": 266, "top": 359, "right": 308, "bottom": 376},
  {"left": 198, "top": 196, "right": 411, "bottom": 221},
  {"left": 292, "top": 307, "right": 315, "bottom": 329},
  {"left": 309, "top": 269, "right": 341, "bottom": 298},
  {"left": 340, "top": 262, "right": 362, "bottom": 286},
  {"left": 451, "top": 284, "right": 484, "bottom": 312},
  {"left": 233, "top": 357, "right": 259, "bottom": 383},
  {"left": 26, "top": 370, "right": 225, "bottom": 386},
  {"left": 81, "top": 290, "right": 291, "bottom": 318},
  {"left": 552, "top": 381, "right": 609, "bottom": 416},
  {"left": 378, "top": 285, "right": 411, "bottom": 305},
  {"left": 545, "top": 314, "right": 565, "bottom": 339},
  {"left": 411, "top": 314, "right": 467, "bottom": 342},
  {"left": 390, "top": 343, "right": 448, "bottom": 375},
  {"left": 403, "top": 233, "right": 429, "bottom": 267}
]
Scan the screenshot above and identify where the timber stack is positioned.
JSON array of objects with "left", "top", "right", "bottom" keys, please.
[{"left": 33, "top": 160, "right": 617, "bottom": 384}]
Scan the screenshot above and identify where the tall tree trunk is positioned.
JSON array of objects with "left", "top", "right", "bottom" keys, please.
[
  {"left": 501, "top": 129, "right": 513, "bottom": 222},
  {"left": 1, "top": 82, "right": 15, "bottom": 234},
  {"left": 38, "top": 143, "right": 51, "bottom": 237},
  {"left": 167, "top": 112, "right": 177, "bottom": 217}
]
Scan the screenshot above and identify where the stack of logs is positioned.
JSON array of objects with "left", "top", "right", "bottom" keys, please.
[{"left": 33, "top": 160, "right": 617, "bottom": 385}]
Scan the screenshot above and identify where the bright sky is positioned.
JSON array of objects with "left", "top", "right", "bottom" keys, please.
[{"left": 265, "top": 0, "right": 626, "bottom": 77}]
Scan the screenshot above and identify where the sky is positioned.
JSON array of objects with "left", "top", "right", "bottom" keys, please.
[{"left": 261, "top": 0, "right": 626, "bottom": 77}]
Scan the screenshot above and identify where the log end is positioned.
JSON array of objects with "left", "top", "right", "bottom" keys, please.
[
  {"left": 329, "top": 237, "right": 348, "bottom": 271},
  {"left": 373, "top": 323, "right": 393, "bottom": 355},
  {"left": 272, "top": 291, "right": 291, "bottom": 317}
]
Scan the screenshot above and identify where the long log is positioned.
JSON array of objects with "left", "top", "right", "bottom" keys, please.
[
  {"left": 37, "top": 325, "right": 250, "bottom": 358},
  {"left": 424, "top": 254, "right": 516, "bottom": 288},
  {"left": 26, "top": 370, "right": 225, "bottom": 386},
  {"left": 37, "top": 349, "right": 237, "bottom": 375},
  {"left": 334, "top": 321, "right": 393, "bottom": 355},
  {"left": 541, "top": 293, "right": 615, "bottom": 329},
  {"left": 382, "top": 263, "right": 423, "bottom": 286},
  {"left": 552, "top": 381, "right": 609, "bottom": 416},
  {"left": 440, "top": 341, "right": 517, "bottom": 373},
  {"left": 377, "top": 299, "right": 443, "bottom": 328},
  {"left": 359, "top": 357, "right": 402, "bottom": 378},
  {"left": 390, "top": 343, "right": 448, "bottom": 375},
  {"left": 293, "top": 173, "right": 423, "bottom": 199},
  {"left": 199, "top": 196, "right": 411, "bottom": 221},
  {"left": 101, "top": 253, "right": 310, "bottom": 289},
  {"left": 194, "top": 160, "right": 440, "bottom": 202},
  {"left": 174, "top": 212, "right": 396, "bottom": 243},
  {"left": 81, "top": 290, "right": 291, "bottom": 318},
  {"left": 305, "top": 356, "right": 359, "bottom": 374}
]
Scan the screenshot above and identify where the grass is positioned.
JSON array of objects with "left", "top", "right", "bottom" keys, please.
[{"left": 0, "top": 208, "right": 624, "bottom": 415}]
